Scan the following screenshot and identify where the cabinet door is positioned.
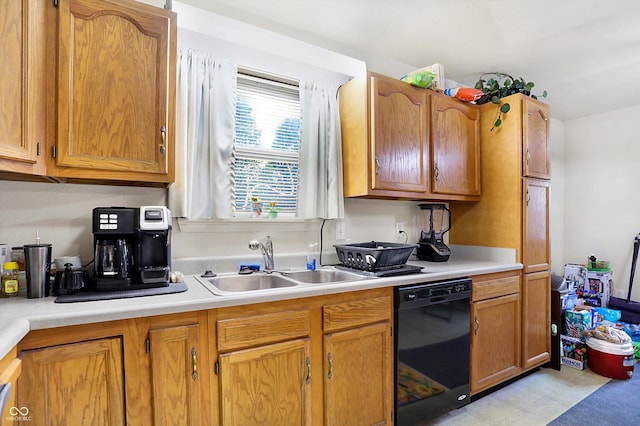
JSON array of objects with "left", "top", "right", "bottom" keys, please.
[
  {"left": 17, "top": 337, "right": 125, "bottom": 426},
  {"left": 431, "top": 94, "right": 481, "bottom": 197},
  {"left": 0, "top": 0, "right": 46, "bottom": 175},
  {"left": 324, "top": 322, "right": 393, "bottom": 426},
  {"left": 370, "top": 75, "right": 429, "bottom": 193},
  {"left": 53, "top": 0, "right": 175, "bottom": 182},
  {"left": 0, "top": 353, "right": 22, "bottom": 422},
  {"left": 149, "top": 324, "right": 203, "bottom": 426},
  {"left": 471, "top": 293, "right": 521, "bottom": 394},
  {"left": 218, "top": 338, "right": 312, "bottom": 426},
  {"left": 523, "top": 178, "right": 550, "bottom": 273},
  {"left": 523, "top": 99, "right": 551, "bottom": 179},
  {"left": 522, "top": 270, "right": 551, "bottom": 369}
]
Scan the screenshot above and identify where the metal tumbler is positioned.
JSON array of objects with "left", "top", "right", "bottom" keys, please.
[{"left": 24, "top": 244, "right": 52, "bottom": 298}]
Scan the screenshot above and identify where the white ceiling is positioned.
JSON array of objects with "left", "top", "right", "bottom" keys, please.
[{"left": 178, "top": 0, "right": 640, "bottom": 121}]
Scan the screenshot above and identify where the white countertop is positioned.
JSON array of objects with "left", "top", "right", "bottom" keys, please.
[{"left": 0, "top": 245, "right": 521, "bottom": 360}]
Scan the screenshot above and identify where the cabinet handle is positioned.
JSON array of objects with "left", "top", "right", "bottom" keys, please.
[
  {"left": 536, "top": 108, "right": 549, "bottom": 121},
  {"left": 305, "top": 356, "right": 311, "bottom": 384},
  {"left": 526, "top": 148, "right": 531, "bottom": 165},
  {"left": 526, "top": 189, "right": 530, "bottom": 206},
  {"left": 375, "top": 156, "right": 380, "bottom": 175},
  {"left": 160, "top": 125, "right": 167, "bottom": 154},
  {"left": 191, "top": 347, "right": 198, "bottom": 380},
  {"left": 474, "top": 316, "right": 480, "bottom": 335},
  {"left": 434, "top": 164, "right": 439, "bottom": 181},
  {"left": 327, "top": 353, "right": 333, "bottom": 379}
]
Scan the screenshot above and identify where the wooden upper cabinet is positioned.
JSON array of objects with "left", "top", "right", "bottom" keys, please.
[
  {"left": 339, "top": 72, "right": 481, "bottom": 201},
  {"left": 523, "top": 98, "right": 551, "bottom": 179},
  {"left": 431, "top": 93, "right": 481, "bottom": 197},
  {"left": 0, "top": 0, "right": 47, "bottom": 177},
  {"left": 370, "top": 75, "right": 429, "bottom": 193},
  {"left": 50, "top": 0, "right": 176, "bottom": 185},
  {"left": 523, "top": 178, "right": 550, "bottom": 273}
]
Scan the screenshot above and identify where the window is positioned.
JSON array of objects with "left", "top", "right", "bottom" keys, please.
[{"left": 234, "top": 70, "right": 301, "bottom": 216}]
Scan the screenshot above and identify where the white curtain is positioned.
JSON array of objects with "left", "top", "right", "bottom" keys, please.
[
  {"left": 169, "top": 48, "right": 237, "bottom": 219},
  {"left": 297, "top": 82, "right": 345, "bottom": 219}
]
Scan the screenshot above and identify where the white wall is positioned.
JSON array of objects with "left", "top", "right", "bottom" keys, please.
[
  {"left": 564, "top": 104, "right": 640, "bottom": 301},
  {"left": 0, "top": 180, "right": 419, "bottom": 272},
  {"left": 0, "top": 181, "right": 165, "bottom": 264},
  {"left": 550, "top": 118, "right": 565, "bottom": 277}
]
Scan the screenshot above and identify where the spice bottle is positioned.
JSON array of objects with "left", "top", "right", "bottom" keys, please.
[{"left": 2, "top": 261, "right": 20, "bottom": 297}]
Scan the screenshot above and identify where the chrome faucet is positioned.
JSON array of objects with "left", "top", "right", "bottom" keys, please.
[{"left": 249, "top": 236, "right": 275, "bottom": 272}]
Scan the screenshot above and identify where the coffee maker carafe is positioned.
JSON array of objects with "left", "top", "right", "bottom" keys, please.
[
  {"left": 95, "top": 238, "right": 131, "bottom": 279},
  {"left": 92, "top": 206, "right": 171, "bottom": 291},
  {"left": 417, "top": 203, "right": 451, "bottom": 262}
]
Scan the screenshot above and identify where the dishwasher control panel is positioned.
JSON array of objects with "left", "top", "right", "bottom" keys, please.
[{"left": 396, "top": 278, "right": 472, "bottom": 308}]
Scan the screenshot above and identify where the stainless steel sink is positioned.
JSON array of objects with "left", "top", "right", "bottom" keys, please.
[
  {"left": 281, "top": 269, "right": 367, "bottom": 284},
  {"left": 199, "top": 273, "right": 298, "bottom": 294}
]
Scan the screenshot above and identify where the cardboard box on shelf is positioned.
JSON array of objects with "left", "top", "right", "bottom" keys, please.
[
  {"left": 565, "top": 306, "right": 596, "bottom": 338},
  {"left": 563, "top": 263, "right": 611, "bottom": 307},
  {"left": 584, "top": 270, "right": 612, "bottom": 307},
  {"left": 564, "top": 263, "right": 587, "bottom": 292},
  {"left": 560, "top": 334, "right": 588, "bottom": 370}
]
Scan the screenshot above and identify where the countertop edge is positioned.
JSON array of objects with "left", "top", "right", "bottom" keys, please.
[{"left": 0, "top": 259, "right": 522, "bottom": 360}]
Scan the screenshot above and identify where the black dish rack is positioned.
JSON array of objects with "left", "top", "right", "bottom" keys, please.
[{"left": 334, "top": 241, "right": 418, "bottom": 272}]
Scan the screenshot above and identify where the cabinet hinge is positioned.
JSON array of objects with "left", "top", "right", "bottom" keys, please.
[
  {"left": 145, "top": 338, "right": 150, "bottom": 353},
  {"left": 36, "top": 142, "right": 41, "bottom": 157},
  {"left": 51, "top": 144, "right": 57, "bottom": 159},
  {"left": 214, "top": 360, "right": 219, "bottom": 376}
]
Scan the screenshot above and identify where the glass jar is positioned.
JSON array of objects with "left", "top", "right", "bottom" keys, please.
[
  {"left": 11, "top": 246, "right": 25, "bottom": 271},
  {"left": 1, "top": 261, "right": 20, "bottom": 297}
]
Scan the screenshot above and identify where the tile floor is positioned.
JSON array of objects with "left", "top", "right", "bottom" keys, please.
[{"left": 426, "top": 366, "right": 610, "bottom": 426}]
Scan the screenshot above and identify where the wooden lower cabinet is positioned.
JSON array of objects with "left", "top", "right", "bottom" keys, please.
[
  {"left": 218, "top": 338, "right": 312, "bottom": 425},
  {"left": 149, "top": 325, "right": 204, "bottom": 425},
  {"left": 324, "top": 322, "right": 392, "bottom": 426},
  {"left": 17, "top": 337, "right": 125, "bottom": 425},
  {"left": 0, "top": 347, "right": 22, "bottom": 423},
  {"left": 522, "top": 270, "right": 551, "bottom": 369},
  {"left": 13, "top": 288, "right": 394, "bottom": 425},
  {"left": 470, "top": 272, "right": 522, "bottom": 394},
  {"left": 214, "top": 287, "right": 393, "bottom": 426},
  {"left": 130, "top": 312, "right": 211, "bottom": 426}
]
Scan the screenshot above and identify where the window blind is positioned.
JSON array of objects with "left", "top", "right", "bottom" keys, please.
[{"left": 234, "top": 71, "right": 301, "bottom": 214}]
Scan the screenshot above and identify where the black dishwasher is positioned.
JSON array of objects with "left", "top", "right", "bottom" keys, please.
[{"left": 395, "top": 278, "right": 472, "bottom": 425}]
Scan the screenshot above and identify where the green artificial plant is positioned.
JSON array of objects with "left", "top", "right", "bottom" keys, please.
[{"left": 474, "top": 72, "right": 547, "bottom": 130}]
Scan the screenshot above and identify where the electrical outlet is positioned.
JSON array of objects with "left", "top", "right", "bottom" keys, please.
[
  {"left": 335, "top": 220, "right": 346, "bottom": 240},
  {"left": 395, "top": 221, "right": 405, "bottom": 235}
]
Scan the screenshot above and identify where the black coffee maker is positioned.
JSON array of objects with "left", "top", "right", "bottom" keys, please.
[
  {"left": 417, "top": 203, "right": 451, "bottom": 262},
  {"left": 92, "top": 206, "right": 172, "bottom": 291}
]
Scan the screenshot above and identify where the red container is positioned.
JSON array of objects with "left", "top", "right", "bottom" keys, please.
[{"left": 586, "top": 337, "right": 636, "bottom": 380}]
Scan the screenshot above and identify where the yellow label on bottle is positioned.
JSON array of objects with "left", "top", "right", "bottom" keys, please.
[{"left": 3, "top": 279, "right": 18, "bottom": 294}]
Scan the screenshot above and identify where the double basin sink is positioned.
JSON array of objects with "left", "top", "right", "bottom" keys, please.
[{"left": 196, "top": 268, "right": 369, "bottom": 296}]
